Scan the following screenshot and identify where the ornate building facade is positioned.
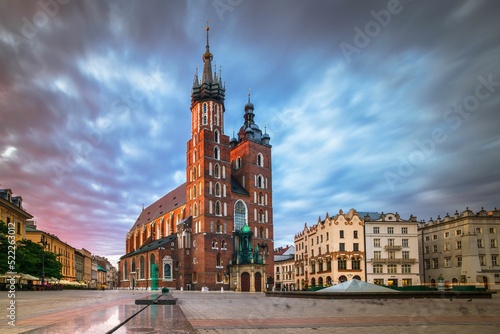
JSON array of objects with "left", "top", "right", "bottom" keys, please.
[
  {"left": 294, "top": 209, "right": 365, "bottom": 290},
  {"left": 119, "top": 27, "right": 274, "bottom": 291},
  {"left": 419, "top": 207, "right": 500, "bottom": 290}
]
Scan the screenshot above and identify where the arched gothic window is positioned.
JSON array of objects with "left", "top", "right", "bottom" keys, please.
[
  {"left": 214, "top": 104, "right": 219, "bottom": 126},
  {"left": 214, "top": 146, "right": 220, "bottom": 160},
  {"left": 214, "top": 130, "right": 220, "bottom": 143},
  {"left": 215, "top": 183, "right": 221, "bottom": 197},
  {"left": 236, "top": 157, "right": 242, "bottom": 169},
  {"left": 140, "top": 256, "right": 145, "bottom": 279},
  {"left": 216, "top": 253, "right": 222, "bottom": 267},
  {"left": 257, "top": 175, "right": 264, "bottom": 188},
  {"left": 257, "top": 153, "right": 264, "bottom": 167},
  {"left": 234, "top": 200, "right": 246, "bottom": 231},
  {"left": 214, "top": 164, "right": 220, "bottom": 178},
  {"left": 215, "top": 201, "right": 221, "bottom": 216}
]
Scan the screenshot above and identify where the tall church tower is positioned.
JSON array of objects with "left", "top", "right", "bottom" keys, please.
[{"left": 185, "top": 26, "right": 234, "bottom": 288}]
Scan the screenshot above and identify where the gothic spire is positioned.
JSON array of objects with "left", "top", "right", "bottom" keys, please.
[{"left": 202, "top": 24, "right": 214, "bottom": 84}]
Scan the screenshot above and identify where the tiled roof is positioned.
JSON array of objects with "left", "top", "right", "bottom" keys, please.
[
  {"left": 120, "top": 233, "right": 178, "bottom": 259},
  {"left": 131, "top": 183, "right": 186, "bottom": 230},
  {"left": 231, "top": 177, "right": 249, "bottom": 196}
]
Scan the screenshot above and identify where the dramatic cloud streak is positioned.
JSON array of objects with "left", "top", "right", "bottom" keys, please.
[{"left": 1, "top": 0, "right": 499, "bottom": 265}]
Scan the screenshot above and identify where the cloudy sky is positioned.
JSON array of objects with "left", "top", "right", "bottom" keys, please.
[{"left": 1, "top": 0, "right": 499, "bottom": 266}]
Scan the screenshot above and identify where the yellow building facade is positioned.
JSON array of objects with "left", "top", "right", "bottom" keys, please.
[
  {"left": 25, "top": 225, "right": 76, "bottom": 281},
  {"left": 0, "top": 188, "right": 33, "bottom": 243}
]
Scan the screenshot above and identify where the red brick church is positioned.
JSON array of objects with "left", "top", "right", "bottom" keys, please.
[{"left": 119, "top": 27, "right": 274, "bottom": 292}]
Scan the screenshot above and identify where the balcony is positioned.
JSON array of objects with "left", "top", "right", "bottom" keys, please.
[{"left": 384, "top": 245, "right": 402, "bottom": 251}]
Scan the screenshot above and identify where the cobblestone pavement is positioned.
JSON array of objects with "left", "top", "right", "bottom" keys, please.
[
  {"left": 2, "top": 290, "right": 500, "bottom": 333},
  {"left": 0, "top": 289, "right": 154, "bottom": 333},
  {"left": 173, "top": 291, "right": 500, "bottom": 334}
]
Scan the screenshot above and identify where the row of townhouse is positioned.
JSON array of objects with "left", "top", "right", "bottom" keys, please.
[
  {"left": 287, "top": 207, "right": 500, "bottom": 291},
  {"left": 1, "top": 188, "right": 117, "bottom": 288}
]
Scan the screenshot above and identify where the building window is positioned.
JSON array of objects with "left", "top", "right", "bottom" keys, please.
[
  {"left": 214, "top": 130, "right": 220, "bottom": 143},
  {"left": 339, "top": 243, "right": 345, "bottom": 251},
  {"left": 373, "top": 227, "right": 379, "bottom": 234},
  {"left": 338, "top": 258, "right": 347, "bottom": 270},
  {"left": 215, "top": 183, "right": 221, "bottom": 197},
  {"left": 388, "top": 251, "right": 396, "bottom": 260},
  {"left": 374, "top": 278, "right": 384, "bottom": 285},
  {"left": 387, "top": 227, "right": 394, "bottom": 234},
  {"left": 456, "top": 229, "right": 462, "bottom": 236},
  {"left": 215, "top": 201, "right": 221, "bottom": 216},
  {"left": 490, "top": 227, "right": 496, "bottom": 234},
  {"left": 139, "top": 256, "right": 145, "bottom": 279},
  {"left": 424, "top": 260, "right": 431, "bottom": 270},
  {"left": 492, "top": 255, "right": 498, "bottom": 266},
  {"left": 433, "top": 259, "right": 439, "bottom": 269},
  {"left": 214, "top": 147, "right": 220, "bottom": 160},
  {"left": 388, "top": 238, "right": 395, "bottom": 246},
  {"left": 353, "top": 230, "right": 358, "bottom": 239},
  {"left": 352, "top": 258, "right": 361, "bottom": 270},
  {"left": 433, "top": 234, "right": 438, "bottom": 240},
  {"left": 340, "top": 230, "right": 344, "bottom": 239},
  {"left": 491, "top": 239, "right": 497, "bottom": 248},
  {"left": 256, "top": 175, "right": 264, "bottom": 188},
  {"left": 445, "top": 257, "right": 452, "bottom": 268},
  {"left": 374, "top": 251, "right": 381, "bottom": 259},
  {"left": 433, "top": 245, "right": 438, "bottom": 253},
  {"left": 216, "top": 253, "right": 222, "bottom": 267},
  {"left": 457, "top": 256, "right": 462, "bottom": 267},
  {"left": 402, "top": 239, "right": 409, "bottom": 248},
  {"left": 444, "top": 243, "right": 450, "bottom": 251},
  {"left": 203, "top": 103, "right": 207, "bottom": 125},
  {"left": 326, "top": 232, "right": 329, "bottom": 240},
  {"left": 373, "top": 264, "right": 383, "bottom": 274},
  {"left": 234, "top": 200, "right": 246, "bottom": 231},
  {"left": 476, "top": 227, "right": 483, "bottom": 234},
  {"left": 212, "top": 239, "right": 218, "bottom": 249},
  {"left": 235, "top": 157, "right": 242, "bottom": 169},
  {"left": 387, "top": 264, "right": 397, "bottom": 274},
  {"left": 353, "top": 243, "right": 359, "bottom": 251},
  {"left": 456, "top": 240, "right": 462, "bottom": 249},
  {"left": 425, "top": 236, "right": 430, "bottom": 241},
  {"left": 477, "top": 239, "right": 484, "bottom": 248},
  {"left": 402, "top": 251, "right": 410, "bottom": 259},
  {"left": 479, "top": 255, "right": 486, "bottom": 266},
  {"left": 444, "top": 231, "right": 450, "bottom": 238},
  {"left": 402, "top": 264, "right": 411, "bottom": 273},
  {"left": 374, "top": 239, "right": 380, "bottom": 247},
  {"left": 214, "top": 163, "right": 220, "bottom": 178},
  {"left": 401, "top": 227, "right": 408, "bottom": 234},
  {"left": 402, "top": 279, "right": 412, "bottom": 287},
  {"left": 257, "top": 153, "right": 264, "bottom": 167}
]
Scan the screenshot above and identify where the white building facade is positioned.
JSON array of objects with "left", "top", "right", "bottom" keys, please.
[
  {"left": 365, "top": 212, "right": 421, "bottom": 287},
  {"left": 419, "top": 208, "right": 500, "bottom": 290}
]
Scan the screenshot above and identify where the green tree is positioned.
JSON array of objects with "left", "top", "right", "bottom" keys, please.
[
  {"left": 15, "top": 239, "right": 63, "bottom": 280},
  {"left": 0, "top": 220, "right": 12, "bottom": 274}
]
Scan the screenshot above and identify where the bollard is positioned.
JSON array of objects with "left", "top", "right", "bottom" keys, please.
[
  {"left": 221, "top": 287, "right": 224, "bottom": 293},
  {"left": 180, "top": 287, "right": 183, "bottom": 292}
]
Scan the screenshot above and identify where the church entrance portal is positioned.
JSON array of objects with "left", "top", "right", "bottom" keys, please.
[
  {"left": 241, "top": 272, "right": 250, "bottom": 292},
  {"left": 255, "top": 272, "right": 262, "bottom": 292}
]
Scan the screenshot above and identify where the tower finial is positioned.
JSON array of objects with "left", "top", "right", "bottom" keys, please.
[
  {"left": 206, "top": 20, "right": 210, "bottom": 50},
  {"left": 248, "top": 88, "right": 251, "bottom": 103}
]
